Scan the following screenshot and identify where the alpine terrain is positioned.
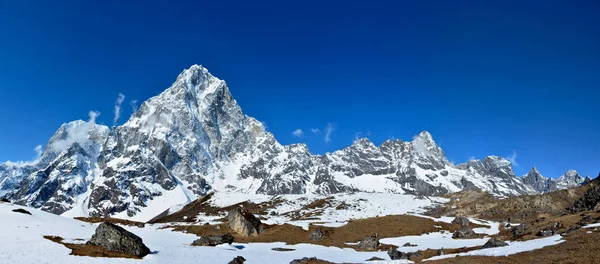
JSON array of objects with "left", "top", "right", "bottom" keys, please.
[{"left": 0, "top": 65, "right": 590, "bottom": 219}]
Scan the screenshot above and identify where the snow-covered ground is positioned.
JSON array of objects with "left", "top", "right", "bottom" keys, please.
[{"left": 193, "top": 192, "right": 449, "bottom": 230}]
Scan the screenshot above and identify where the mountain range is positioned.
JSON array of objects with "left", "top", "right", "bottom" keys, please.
[{"left": 0, "top": 65, "right": 590, "bottom": 219}]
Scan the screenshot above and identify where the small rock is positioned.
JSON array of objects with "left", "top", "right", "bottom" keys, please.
[
  {"left": 482, "top": 238, "right": 508, "bottom": 248},
  {"left": 510, "top": 223, "right": 530, "bottom": 238},
  {"left": 452, "top": 226, "right": 475, "bottom": 238},
  {"left": 437, "top": 248, "right": 444, "bottom": 256},
  {"left": 537, "top": 229, "right": 554, "bottom": 237},
  {"left": 135, "top": 223, "right": 145, "bottom": 228},
  {"left": 309, "top": 227, "right": 325, "bottom": 241},
  {"left": 290, "top": 257, "right": 319, "bottom": 264},
  {"left": 452, "top": 216, "right": 471, "bottom": 227},
  {"left": 0, "top": 198, "right": 10, "bottom": 203},
  {"left": 366, "top": 256, "right": 385, "bottom": 261},
  {"left": 12, "top": 208, "right": 32, "bottom": 215},
  {"left": 505, "top": 223, "right": 512, "bottom": 228},
  {"left": 272, "top": 247, "right": 295, "bottom": 251},
  {"left": 551, "top": 222, "right": 564, "bottom": 231},
  {"left": 87, "top": 222, "right": 150, "bottom": 257},
  {"left": 387, "top": 248, "right": 408, "bottom": 260},
  {"left": 191, "top": 233, "right": 235, "bottom": 246},
  {"left": 227, "top": 207, "right": 262, "bottom": 237},
  {"left": 402, "top": 242, "right": 417, "bottom": 247},
  {"left": 357, "top": 234, "right": 379, "bottom": 250},
  {"left": 213, "top": 225, "right": 222, "bottom": 231},
  {"left": 228, "top": 256, "right": 246, "bottom": 264}
]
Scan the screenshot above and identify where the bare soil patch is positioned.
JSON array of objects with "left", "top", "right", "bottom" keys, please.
[
  {"left": 74, "top": 217, "right": 146, "bottom": 227},
  {"left": 43, "top": 235, "right": 142, "bottom": 259}
]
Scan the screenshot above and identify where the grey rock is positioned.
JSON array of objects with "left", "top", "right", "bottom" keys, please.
[
  {"left": 482, "top": 238, "right": 508, "bottom": 248},
  {"left": 387, "top": 248, "right": 408, "bottom": 260},
  {"left": 536, "top": 230, "right": 554, "bottom": 237},
  {"left": 402, "top": 242, "right": 417, "bottom": 247},
  {"left": 452, "top": 216, "right": 470, "bottom": 226},
  {"left": 437, "top": 248, "right": 444, "bottom": 256},
  {"left": 309, "top": 227, "right": 325, "bottom": 241},
  {"left": 12, "top": 208, "right": 31, "bottom": 215},
  {"left": 228, "top": 207, "right": 261, "bottom": 237},
  {"left": 87, "top": 222, "right": 150, "bottom": 257},
  {"left": 191, "top": 233, "right": 234, "bottom": 246},
  {"left": 452, "top": 226, "right": 475, "bottom": 238},
  {"left": 271, "top": 247, "right": 295, "bottom": 251},
  {"left": 510, "top": 223, "right": 530, "bottom": 238},
  {"left": 357, "top": 234, "right": 379, "bottom": 250}
]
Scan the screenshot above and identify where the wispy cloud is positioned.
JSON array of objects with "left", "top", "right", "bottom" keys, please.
[
  {"left": 505, "top": 150, "right": 518, "bottom": 167},
  {"left": 34, "top": 145, "right": 43, "bottom": 158},
  {"left": 113, "top": 93, "right": 125, "bottom": 126},
  {"left": 324, "top": 123, "right": 335, "bottom": 143},
  {"left": 130, "top": 100, "right": 138, "bottom": 113},
  {"left": 292, "top": 129, "right": 304, "bottom": 137},
  {"left": 311, "top": 128, "right": 320, "bottom": 134},
  {"left": 50, "top": 111, "right": 100, "bottom": 153},
  {"left": 2, "top": 144, "right": 45, "bottom": 167}
]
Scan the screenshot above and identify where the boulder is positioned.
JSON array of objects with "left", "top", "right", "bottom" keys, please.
[
  {"left": 192, "top": 234, "right": 234, "bottom": 246},
  {"left": 387, "top": 248, "right": 408, "bottom": 260},
  {"left": 12, "top": 208, "right": 32, "bottom": 215},
  {"left": 452, "top": 226, "right": 475, "bottom": 238},
  {"left": 357, "top": 234, "right": 379, "bottom": 250},
  {"left": 482, "top": 238, "right": 508, "bottom": 248},
  {"left": 227, "top": 207, "right": 262, "bottom": 237},
  {"left": 87, "top": 222, "right": 150, "bottom": 257},
  {"left": 537, "top": 229, "right": 554, "bottom": 237},
  {"left": 228, "top": 256, "right": 246, "bottom": 264},
  {"left": 452, "top": 216, "right": 471, "bottom": 227},
  {"left": 510, "top": 223, "right": 530, "bottom": 238},
  {"left": 0, "top": 198, "right": 10, "bottom": 203},
  {"left": 402, "top": 242, "right": 417, "bottom": 247},
  {"left": 309, "top": 227, "right": 325, "bottom": 241}
]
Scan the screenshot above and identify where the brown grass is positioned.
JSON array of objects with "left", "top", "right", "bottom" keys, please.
[
  {"left": 427, "top": 228, "right": 600, "bottom": 264},
  {"left": 166, "top": 214, "right": 485, "bottom": 251},
  {"left": 74, "top": 217, "right": 146, "bottom": 227},
  {"left": 43, "top": 236, "right": 142, "bottom": 259}
]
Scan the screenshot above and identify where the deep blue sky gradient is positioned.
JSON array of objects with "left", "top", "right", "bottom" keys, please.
[{"left": 0, "top": 0, "right": 598, "bottom": 178}]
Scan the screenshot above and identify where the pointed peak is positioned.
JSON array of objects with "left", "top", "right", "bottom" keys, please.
[
  {"left": 414, "top": 130, "right": 434, "bottom": 141},
  {"left": 352, "top": 137, "right": 374, "bottom": 147}
]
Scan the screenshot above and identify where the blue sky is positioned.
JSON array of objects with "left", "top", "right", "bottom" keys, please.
[{"left": 0, "top": 0, "right": 598, "bottom": 178}]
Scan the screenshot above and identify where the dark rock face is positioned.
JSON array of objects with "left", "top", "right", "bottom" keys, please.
[
  {"left": 309, "top": 227, "right": 325, "bottom": 241},
  {"left": 87, "top": 222, "right": 150, "bottom": 257},
  {"left": 12, "top": 208, "right": 31, "bottom": 215},
  {"left": 482, "top": 238, "right": 508, "bottom": 248},
  {"left": 571, "top": 185, "right": 600, "bottom": 213},
  {"left": 191, "top": 234, "right": 234, "bottom": 246},
  {"left": 357, "top": 234, "right": 379, "bottom": 250},
  {"left": 228, "top": 256, "right": 246, "bottom": 264},
  {"left": 387, "top": 248, "right": 408, "bottom": 260},
  {"left": 452, "top": 227, "right": 475, "bottom": 238},
  {"left": 452, "top": 216, "right": 470, "bottom": 227},
  {"left": 290, "top": 257, "right": 319, "bottom": 264},
  {"left": 227, "top": 207, "right": 261, "bottom": 237}
]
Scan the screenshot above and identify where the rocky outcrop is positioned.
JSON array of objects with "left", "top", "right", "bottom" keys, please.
[
  {"left": 387, "top": 248, "right": 408, "bottom": 260},
  {"left": 227, "top": 207, "right": 262, "bottom": 237},
  {"left": 570, "top": 182, "right": 600, "bottom": 213},
  {"left": 452, "top": 227, "right": 475, "bottom": 238},
  {"left": 87, "top": 222, "right": 150, "bottom": 257},
  {"left": 191, "top": 234, "right": 234, "bottom": 246},
  {"left": 451, "top": 216, "right": 470, "bottom": 226},
  {"left": 482, "top": 238, "right": 508, "bottom": 248},
  {"left": 357, "top": 234, "right": 379, "bottom": 250},
  {"left": 510, "top": 223, "right": 530, "bottom": 239}
]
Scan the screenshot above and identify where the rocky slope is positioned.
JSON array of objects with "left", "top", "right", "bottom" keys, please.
[{"left": 0, "top": 65, "right": 589, "bottom": 218}]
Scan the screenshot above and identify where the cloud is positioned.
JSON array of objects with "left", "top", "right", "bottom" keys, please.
[
  {"left": 292, "top": 129, "right": 304, "bottom": 137},
  {"left": 49, "top": 111, "right": 101, "bottom": 154},
  {"left": 505, "top": 150, "right": 518, "bottom": 167},
  {"left": 34, "top": 145, "right": 43, "bottom": 158},
  {"left": 311, "top": 128, "right": 320, "bottom": 134},
  {"left": 130, "top": 100, "right": 138, "bottom": 113},
  {"left": 467, "top": 156, "right": 477, "bottom": 161},
  {"left": 113, "top": 93, "right": 125, "bottom": 126},
  {"left": 324, "top": 123, "right": 335, "bottom": 143}
]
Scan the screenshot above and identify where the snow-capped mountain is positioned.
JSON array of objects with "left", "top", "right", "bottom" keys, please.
[
  {"left": 0, "top": 65, "right": 588, "bottom": 219},
  {"left": 520, "top": 167, "right": 587, "bottom": 194}
]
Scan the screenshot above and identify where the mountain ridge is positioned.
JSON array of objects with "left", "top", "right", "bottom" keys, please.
[{"left": 0, "top": 65, "right": 589, "bottom": 220}]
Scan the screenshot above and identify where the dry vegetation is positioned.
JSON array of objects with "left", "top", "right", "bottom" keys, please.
[
  {"left": 43, "top": 236, "right": 142, "bottom": 259},
  {"left": 74, "top": 217, "right": 146, "bottom": 227}
]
